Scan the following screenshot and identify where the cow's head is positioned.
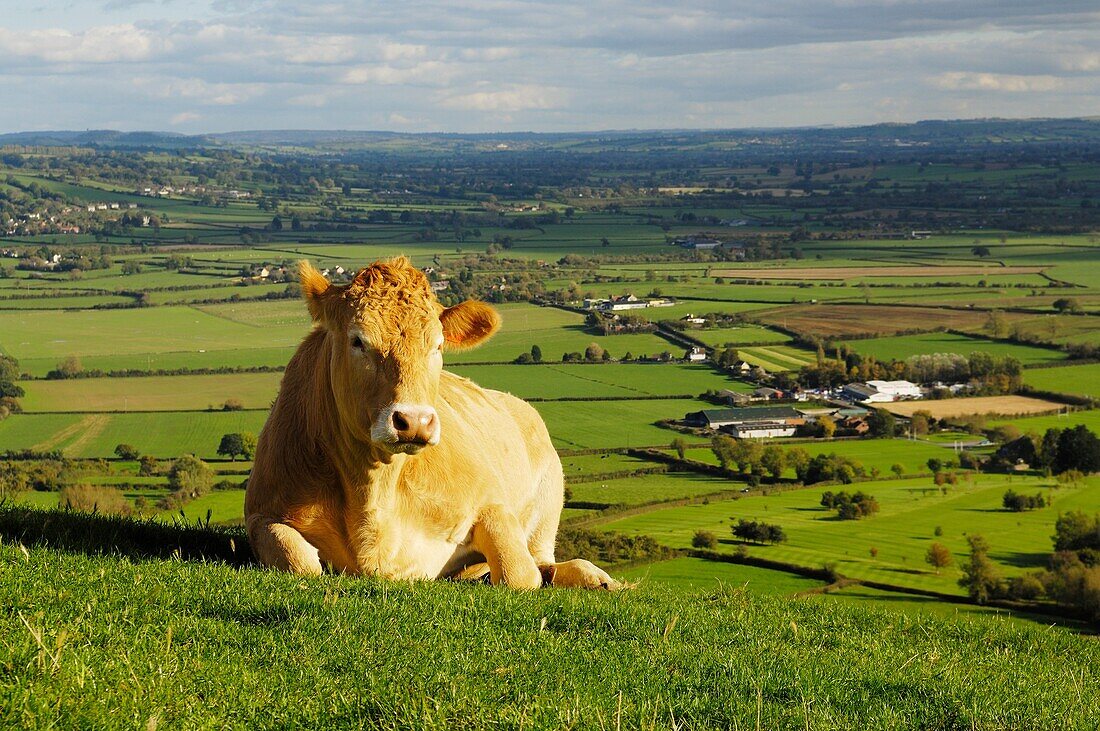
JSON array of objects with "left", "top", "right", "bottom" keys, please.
[{"left": 299, "top": 257, "right": 499, "bottom": 456}]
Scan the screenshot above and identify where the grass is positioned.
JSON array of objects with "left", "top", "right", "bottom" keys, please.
[
  {"left": 844, "top": 332, "right": 1066, "bottom": 366},
  {"left": 19, "top": 372, "right": 283, "bottom": 412},
  {"left": 532, "top": 398, "right": 707, "bottom": 449},
  {"left": 569, "top": 471, "right": 737, "bottom": 507},
  {"left": 618, "top": 556, "right": 824, "bottom": 594},
  {"left": 450, "top": 363, "right": 745, "bottom": 399},
  {"left": 0, "top": 411, "right": 269, "bottom": 458},
  {"left": 599, "top": 473, "right": 1100, "bottom": 597},
  {"left": 1, "top": 525, "right": 1097, "bottom": 729},
  {"left": 687, "top": 325, "right": 792, "bottom": 347},
  {"left": 1024, "top": 363, "right": 1100, "bottom": 399}
]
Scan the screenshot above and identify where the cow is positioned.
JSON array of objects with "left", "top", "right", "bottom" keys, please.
[{"left": 245, "top": 257, "right": 618, "bottom": 590}]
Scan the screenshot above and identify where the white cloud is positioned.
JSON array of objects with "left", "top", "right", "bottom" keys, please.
[
  {"left": 440, "top": 84, "right": 566, "bottom": 113},
  {"left": 931, "top": 72, "right": 1065, "bottom": 92},
  {"left": 0, "top": 23, "right": 163, "bottom": 63},
  {"left": 170, "top": 111, "right": 201, "bottom": 124},
  {"left": 340, "top": 61, "right": 454, "bottom": 86}
]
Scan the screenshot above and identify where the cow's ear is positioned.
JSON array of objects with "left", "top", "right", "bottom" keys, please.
[
  {"left": 298, "top": 260, "right": 331, "bottom": 322},
  {"left": 440, "top": 300, "right": 501, "bottom": 350}
]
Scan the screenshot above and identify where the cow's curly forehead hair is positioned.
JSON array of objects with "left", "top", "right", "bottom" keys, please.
[{"left": 299, "top": 257, "right": 441, "bottom": 352}]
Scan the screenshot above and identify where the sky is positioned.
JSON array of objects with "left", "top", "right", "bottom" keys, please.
[{"left": 1, "top": 1, "right": 1099, "bottom": 133}]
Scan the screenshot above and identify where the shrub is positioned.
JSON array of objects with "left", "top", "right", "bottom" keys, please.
[
  {"left": 59, "top": 484, "right": 132, "bottom": 516},
  {"left": 114, "top": 444, "right": 141, "bottom": 461},
  {"left": 692, "top": 530, "right": 718, "bottom": 549}
]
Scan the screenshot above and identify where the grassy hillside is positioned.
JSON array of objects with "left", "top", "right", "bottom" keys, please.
[{"left": 1, "top": 526, "right": 1098, "bottom": 729}]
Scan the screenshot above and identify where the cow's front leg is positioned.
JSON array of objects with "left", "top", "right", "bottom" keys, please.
[
  {"left": 472, "top": 505, "right": 542, "bottom": 590},
  {"left": 246, "top": 515, "right": 324, "bottom": 576}
]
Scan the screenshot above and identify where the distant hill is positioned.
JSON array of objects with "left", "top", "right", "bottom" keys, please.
[
  {"left": 0, "top": 129, "right": 214, "bottom": 148},
  {"left": 3, "top": 118, "right": 1100, "bottom": 154}
]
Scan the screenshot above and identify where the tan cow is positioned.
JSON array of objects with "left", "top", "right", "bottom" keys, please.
[{"left": 245, "top": 257, "right": 617, "bottom": 589}]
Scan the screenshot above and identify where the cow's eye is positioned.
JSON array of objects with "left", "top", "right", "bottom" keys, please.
[{"left": 351, "top": 335, "right": 364, "bottom": 350}]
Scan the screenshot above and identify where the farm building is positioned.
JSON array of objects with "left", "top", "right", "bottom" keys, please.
[
  {"left": 685, "top": 347, "right": 707, "bottom": 362},
  {"left": 725, "top": 422, "right": 798, "bottom": 439},
  {"left": 684, "top": 406, "right": 804, "bottom": 430},
  {"left": 588, "top": 294, "right": 676, "bottom": 312},
  {"left": 842, "top": 380, "right": 921, "bottom": 403}
]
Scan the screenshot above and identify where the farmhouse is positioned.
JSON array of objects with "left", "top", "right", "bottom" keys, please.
[
  {"left": 685, "top": 347, "right": 707, "bottom": 362},
  {"left": 842, "top": 379, "right": 921, "bottom": 404}
]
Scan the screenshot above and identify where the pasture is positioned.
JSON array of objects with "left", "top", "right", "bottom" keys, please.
[
  {"left": 0, "top": 411, "right": 269, "bottom": 458},
  {"left": 1023, "top": 363, "right": 1100, "bottom": 399},
  {"left": 3, "top": 535, "right": 1096, "bottom": 729},
  {"left": 19, "top": 373, "right": 282, "bottom": 412},
  {"left": 449, "top": 363, "right": 746, "bottom": 399},
  {"left": 601, "top": 473, "right": 1100, "bottom": 596},
  {"left": 843, "top": 332, "right": 1067, "bottom": 366},
  {"left": 568, "top": 471, "right": 737, "bottom": 508},
  {"left": 709, "top": 265, "right": 1045, "bottom": 281}
]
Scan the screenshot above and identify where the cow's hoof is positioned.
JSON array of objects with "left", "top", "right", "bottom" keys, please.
[{"left": 545, "top": 559, "right": 622, "bottom": 590}]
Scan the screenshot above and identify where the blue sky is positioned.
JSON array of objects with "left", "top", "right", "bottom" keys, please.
[{"left": 2, "top": 1, "right": 1099, "bottom": 133}]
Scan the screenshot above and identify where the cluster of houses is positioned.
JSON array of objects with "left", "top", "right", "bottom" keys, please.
[
  {"left": 583, "top": 294, "right": 676, "bottom": 312},
  {"left": 683, "top": 402, "right": 873, "bottom": 439},
  {"left": 135, "top": 184, "right": 251, "bottom": 199},
  {"left": 85, "top": 202, "right": 138, "bottom": 212}
]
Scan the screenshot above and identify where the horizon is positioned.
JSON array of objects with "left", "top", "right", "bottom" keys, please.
[{"left": 4, "top": 114, "right": 1097, "bottom": 139}]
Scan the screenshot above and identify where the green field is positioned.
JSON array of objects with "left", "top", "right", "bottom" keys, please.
[
  {"left": 1023, "top": 363, "right": 1100, "bottom": 399},
  {"left": 845, "top": 332, "right": 1066, "bottom": 366},
  {"left": 532, "top": 398, "right": 706, "bottom": 449},
  {"left": 3, "top": 533, "right": 1096, "bottom": 729},
  {"left": 451, "top": 363, "right": 747, "bottom": 399},
  {"left": 19, "top": 373, "right": 283, "bottom": 412},
  {"left": 569, "top": 471, "right": 737, "bottom": 508},
  {"left": 600, "top": 473, "right": 1100, "bottom": 596},
  {"left": 687, "top": 325, "right": 792, "bottom": 347},
  {"left": 619, "top": 557, "right": 823, "bottom": 593},
  {"left": 0, "top": 411, "right": 269, "bottom": 458}
]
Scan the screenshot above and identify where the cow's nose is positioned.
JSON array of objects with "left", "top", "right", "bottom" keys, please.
[{"left": 390, "top": 406, "right": 438, "bottom": 444}]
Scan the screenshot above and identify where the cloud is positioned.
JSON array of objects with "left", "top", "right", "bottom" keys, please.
[
  {"left": 0, "top": 23, "right": 163, "bottom": 63},
  {"left": 170, "top": 111, "right": 201, "bottom": 124},
  {"left": 2, "top": 1, "right": 1100, "bottom": 132},
  {"left": 931, "top": 72, "right": 1065, "bottom": 92},
  {"left": 440, "top": 84, "right": 566, "bottom": 113}
]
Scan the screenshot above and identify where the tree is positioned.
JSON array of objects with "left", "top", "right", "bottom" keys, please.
[
  {"left": 760, "top": 445, "right": 786, "bottom": 480},
  {"left": 530, "top": 345, "right": 542, "bottom": 363},
  {"left": 114, "top": 444, "right": 140, "bottom": 461},
  {"left": 168, "top": 455, "right": 212, "bottom": 497},
  {"left": 909, "top": 411, "right": 931, "bottom": 436},
  {"left": 786, "top": 447, "right": 811, "bottom": 481},
  {"left": 692, "top": 530, "right": 718, "bottom": 549},
  {"left": 217, "top": 432, "right": 257, "bottom": 461},
  {"left": 222, "top": 398, "right": 244, "bottom": 411},
  {"left": 866, "top": 408, "right": 896, "bottom": 438},
  {"left": 971, "top": 245, "right": 991, "bottom": 257},
  {"left": 1052, "top": 297, "right": 1082, "bottom": 314},
  {"left": 959, "top": 534, "right": 1001, "bottom": 604},
  {"left": 138, "top": 455, "right": 159, "bottom": 476},
  {"left": 51, "top": 356, "right": 83, "bottom": 379},
  {"left": 671, "top": 437, "right": 687, "bottom": 460},
  {"left": 1054, "top": 425, "right": 1100, "bottom": 475},
  {"left": 584, "top": 343, "right": 605, "bottom": 362},
  {"left": 269, "top": 215, "right": 283, "bottom": 231},
  {"left": 925, "top": 542, "right": 953, "bottom": 573},
  {"left": 818, "top": 415, "right": 836, "bottom": 439},
  {"left": 890, "top": 463, "right": 905, "bottom": 478}
]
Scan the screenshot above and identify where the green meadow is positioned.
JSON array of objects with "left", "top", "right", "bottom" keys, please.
[
  {"left": 844, "top": 332, "right": 1066, "bottom": 365},
  {"left": 600, "top": 473, "right": 1100, "bottom": 596}
]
